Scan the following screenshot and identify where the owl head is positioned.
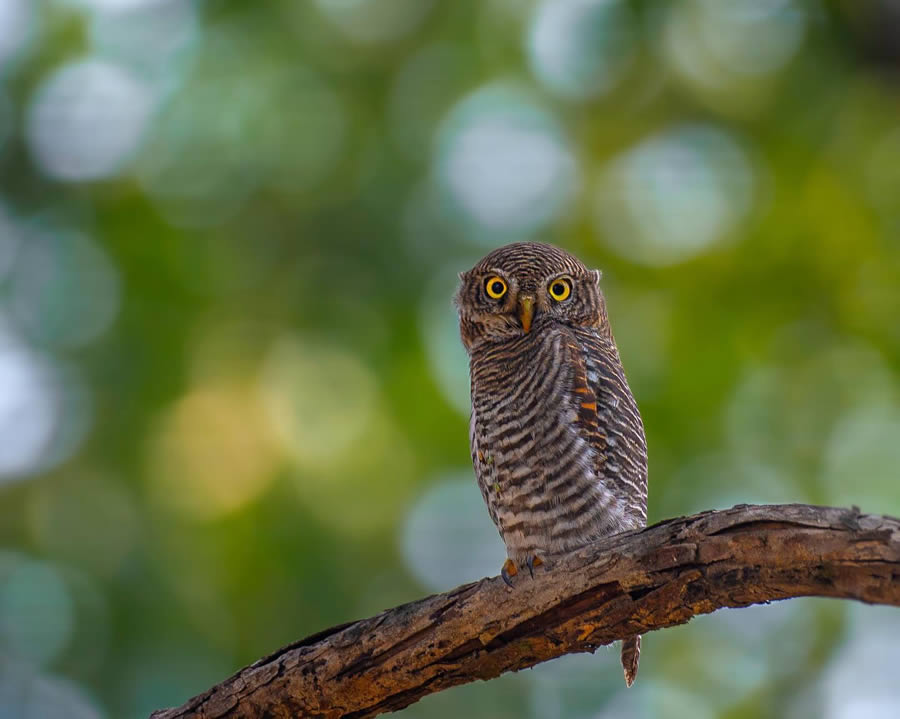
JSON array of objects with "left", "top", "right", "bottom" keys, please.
[{"left": 455, "top": 242, "right": 608, "bottom": 351}]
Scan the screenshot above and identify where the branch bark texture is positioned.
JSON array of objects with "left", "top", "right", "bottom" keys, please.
[{"left": 150, "top": 503, "right": 900, "bottom": 719}]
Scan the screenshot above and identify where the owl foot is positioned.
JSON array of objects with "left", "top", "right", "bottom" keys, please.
[
  {"left": 500, "top": 558, "right": 518, "bottom": 587},
  {"left": 525, "top": 554, "right": 544, "bottom": 578},
  {"left": 500, "top": 555, "right": 545, "bottom": 587}
]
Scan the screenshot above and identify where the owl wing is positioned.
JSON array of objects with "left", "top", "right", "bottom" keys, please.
[{"left": 568, "top": 328, "right": 648, "bottom": 527}]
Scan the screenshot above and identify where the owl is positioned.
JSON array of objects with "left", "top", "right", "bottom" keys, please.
[{"left": 455, "top": 242, "right": 648, "bottom": 687}]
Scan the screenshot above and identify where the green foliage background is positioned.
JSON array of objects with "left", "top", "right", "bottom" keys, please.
[{"left": 0, "top": 1, "right": 898, "bottom": 718}]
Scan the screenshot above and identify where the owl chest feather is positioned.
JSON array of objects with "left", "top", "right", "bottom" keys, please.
[{"left": 468, "top": 326, "right": 634, "bottom": 559}]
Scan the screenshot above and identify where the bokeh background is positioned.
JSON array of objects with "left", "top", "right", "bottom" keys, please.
[{"left": 0, "top": 0, "right": 899, "bottom": 717}]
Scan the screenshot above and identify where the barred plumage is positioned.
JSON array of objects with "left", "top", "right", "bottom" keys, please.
[{"left": 455, "top": 242, "right": 648, "bottom": 687}]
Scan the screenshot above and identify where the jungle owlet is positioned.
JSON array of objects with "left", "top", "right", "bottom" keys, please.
[{"left": 455, "top": 242, "right": 648, "bottom": 687}]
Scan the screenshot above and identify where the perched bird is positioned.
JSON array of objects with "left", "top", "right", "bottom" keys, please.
[{"left": 455, "top": 242, "right": 648, "bottom": 687}]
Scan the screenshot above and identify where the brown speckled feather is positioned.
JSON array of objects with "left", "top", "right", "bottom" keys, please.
[{"left": 572, "top": 326, "right": 648, "bottom": 525}]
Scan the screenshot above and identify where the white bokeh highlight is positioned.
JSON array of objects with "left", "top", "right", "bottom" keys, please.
[
  {"left": 313, "top": 0, "right": 435, "bottom": 45},
  {"left": 528, "top": 0, "right": 635, "bottom": 101},
  {"left": 419, "top": 268, "right": 471, "bottom": 416},
  {"left": 658, "top": 452, "right": 801, "bottom": 519},
  {"left": 664, "top": 0, "right": 807, "bottom": 93},
  {"left": 0, "top": 554, "right": 75, "bottom": 668},
  {"left": 10, "top": 229, "right": 120, "bottom": 349},
  {"left": 822, "top": 403, "right": 900, "bottom": 517},
  {"left": 696, "top": 600, "right": 815, "bottom": 703},
  {"left": 401, "top": 474, "right": 505, "bottom": 592},
  {"left": 435, "top": 84, "right": 578, "bottom": 241},
  {"left": 595, "top": 125, "right": 753, "bottom": 265},
  {"left": 88, "top": 0, "right": 198, "bottom": 87},
  {"left": 529, "top": 652, "right": 623, "bottom": 719},
  {"left": 136, "top": 49, "right": 345, "bottom": 226},
  {"left": 58, "top": 0, "right": 171, "bottom": 12},
  {"left": 725, "top": 341, "right": 898, "bottom": 487},
  {"left": 0, "top": 336, "right": 62, "bottom": 479},
  {"left": 26, "top": 59, "right": 152, "bottom": 182},
  {"left": 0, "top": 0, "right": 33, "bottom": 67},
  {"left": 0, "top": 660, "right": 104, "bottom": 719},
  {"left": 0, "top": 321, "right": 93, "bottom": 482},
  {"left": 815, "top": 605, "right": 900, "bottom": 719}
]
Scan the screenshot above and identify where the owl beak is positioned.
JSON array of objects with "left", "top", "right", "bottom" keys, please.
[{"left": 518, "top": 296, "right": 535, "bottom": 333}]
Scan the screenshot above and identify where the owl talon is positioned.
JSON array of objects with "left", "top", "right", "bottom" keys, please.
[
  {"left": 501, "top": 558, "right": 518, "bottom": 587},
  {"left": 526, "top": 554, "right": 544, "bottom": 578}
]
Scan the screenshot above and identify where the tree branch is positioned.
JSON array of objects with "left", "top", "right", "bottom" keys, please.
[{"left": 150, "top": 503, "right": 900, "bottom": 719}]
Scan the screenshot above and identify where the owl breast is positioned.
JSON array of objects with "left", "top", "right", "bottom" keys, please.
[{"left": 469, "top": 325, "right": 633, "bottom": 565}]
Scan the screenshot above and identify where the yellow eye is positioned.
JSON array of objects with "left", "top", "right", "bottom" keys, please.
[
  {"left": 485, "top": 276, "right": 507, "bottom": 299},
  {"left": 548, "top": 278, "right": 572, "bottom": 301}
]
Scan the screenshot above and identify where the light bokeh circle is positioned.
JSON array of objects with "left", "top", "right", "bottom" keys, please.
[{"left": 25, "top": 59, "right": 152, "bottom": 181}]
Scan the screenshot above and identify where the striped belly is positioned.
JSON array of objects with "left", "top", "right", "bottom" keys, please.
[{"left": 469, "top": 333, "right": 629, "bottom": 563}]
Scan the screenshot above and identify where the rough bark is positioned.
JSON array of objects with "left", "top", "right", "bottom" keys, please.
[{"left": 150, "top": 503, "right": 900, "bottom": 719}]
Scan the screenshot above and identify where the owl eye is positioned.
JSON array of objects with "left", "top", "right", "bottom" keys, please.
[
  {"left": 484, "top": 276, "right": 507, "bottom": 299},
  {"left": 548, "top": 278, "right": 572, "bottom": 301}
]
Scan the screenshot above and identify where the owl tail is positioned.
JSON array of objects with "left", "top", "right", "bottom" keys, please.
[{"left": 621, "top": 635, "right": 641, "bottom": 687}]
